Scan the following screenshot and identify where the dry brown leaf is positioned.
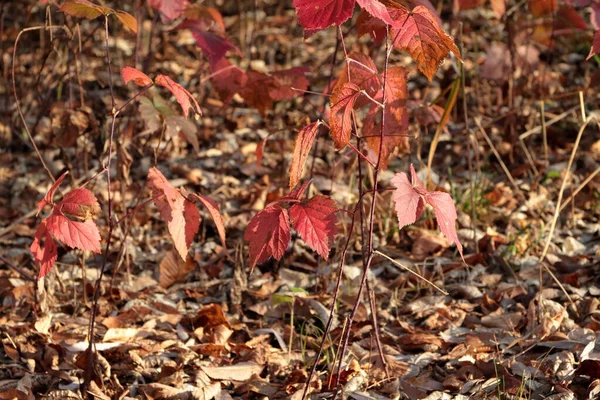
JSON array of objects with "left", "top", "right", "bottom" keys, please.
[{"left": 160, "top": 251, "right": 197, "bottom": 288}]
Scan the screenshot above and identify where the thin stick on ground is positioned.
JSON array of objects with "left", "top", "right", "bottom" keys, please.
[{"left": 374, "top": 250, "right": 448, "bottom": 295}]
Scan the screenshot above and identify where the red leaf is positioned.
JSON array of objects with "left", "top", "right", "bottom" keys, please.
[
  {"left": 56, "top": 188, "right": 101, "bottom": 220},
  {"left": 391, "top": 164, "right": 463, "bottom": 260},
  {"left": 589, "top": 29, "right": 600, "bottom": 59},
  {"left": 356, "top": 9, "right": 387, "bottom": 44},
  {"left": 210, "top": 59, "right": 248, "bottom": 103},
  {"left": 336, "top": 52, "right": 380, "bottom": 105},
  {"left": 363, "top": 66, "right": 409, "bottom": 169},
  {"left": 329, "top": 82, "right": 362, "bottom": 149},
  {"left": 147, "top": 0, "right": 189, "bottom": 22},
  {"left": 285, "top": 180, "right": 312, "bottom": 201},
  {"left": 240, "top": 71, "right": 278, "bottom": 115},
  {"left": 155, "top": 74, "right": 202, "bottom": 118},
  {"left": 191, "top": 193, "right": 227, "bottom": 251},
  {"left": 293, "top": 0, "right": 356, "bottom": 31},
  {"left": 37, "top": 171, "right": 69, "bottom": 216},
  {"left": 289, "top": 121, "right": 320, "bottom": 189},
  {"left": 244, "top": 206, "right": 291, "bottom": 272},
  {"left": 46, "top": 212, "right": 101, "bottom": 253},
  {"left": 269, "top": 67, "right": 310, "bottom": 101},
  {"left": 290, "top": 195, "right": 337, "bottom": 259},
  {"left": 122, "top": 67, "right": 153, "bottom": 87},
  {"left": 356, "top": 0, "right": 396, "bottom": 25},
  {"left": 391, "top": 6, "right": 461, "bottom": 81},
  {"left": 30, "top": 220, "right": 58, "bottom": 278},
  {"left": 147, "top": 168, "right": 201, "bottom": 260},
  {"left": 181, "top": 22, "right": 235, "bottom": 68}
]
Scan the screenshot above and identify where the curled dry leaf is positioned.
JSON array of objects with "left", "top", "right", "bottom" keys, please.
[{"left": 159, "top": 251, "right": 196, "bottom": 288}]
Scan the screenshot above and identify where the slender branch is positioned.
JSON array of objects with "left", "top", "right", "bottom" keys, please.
[
  {"left": 12, "top": 25, "right": 72, "bottom": 183},
  {"left": 0, "top": 255, "right": 35, "bottom": 282}
]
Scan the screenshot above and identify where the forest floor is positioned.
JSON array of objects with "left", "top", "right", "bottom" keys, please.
[{"left": 1, "top": 1, "right": 600, "bottom": 399}]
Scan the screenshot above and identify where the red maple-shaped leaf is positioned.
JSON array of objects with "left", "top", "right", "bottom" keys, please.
[
  {"left": 244, "top": 206, "right": 291, "bottom": 272},
  {"left": 148, "top": 0, "right": 189, "bottom": 22},
  {"left": 122, "top": 67, "right": 153, "bottom": 87},
  {"left": 391, "top": 6, "right": 461, "bottom": 81},
  {"left": 391, "top": 164, "right": 463, "bottom": 259},
  {"left": 30, "top": 220, "right": 58, "bottom": 279},
  {"left": 293, "top": 0, "right": 356, "bottom": 31},
  {"left": 329, "top": 82, "right": 362, "bottom": 149},
  {"left": 290, "top": 195, "right": 338, "bottom": 259},
  {"left": 46, "top": 213, "right": 101, "bottom": 253},
  {"left": 191, "top": 193, "right": 227, "bottom": 250},
  {"left": 155, "top": 75, "right": 202, "bottom": 118},
  {"left": 147, "top": 168, "right": 201, "bottom": 260},
  {"left": 31, "top": 173, "right": 102, "bottom": 277},
  {"left": 37, "top": 171, "right": 69, "bottom": 216},
  {"left": 589, "top": 29, "right": 600, "bottom": 59},
  {"left": 363, "top": 66, "right": 409, "bottom": 169},
  {"left": 289, "top": 121, "right": 321, "bottom": 189}
]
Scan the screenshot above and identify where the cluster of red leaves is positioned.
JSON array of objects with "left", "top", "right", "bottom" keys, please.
[
  {"left": 244, "top": 182, "right": 338, "bottom": 272},
  {"left": 146, "top": 168, "right": 226, "bottom": 261},
  {"left": 122, "top": 67, "right": 202, "bottom": 118},
  {"left": 329, "top": 52, "right": 409, "bottom": 169},
  {"left": 31, "top": 172, "right": 102, "bottom": 278}
]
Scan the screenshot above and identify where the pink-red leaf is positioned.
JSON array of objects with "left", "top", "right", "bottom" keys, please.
[
  {"left": 155, "top": 75, "right": 202, "bottom": 118},
  {"left": 46, "top": 212, "right": 101, "bottom": 253},
  {"left": 329, "top": 82, "right": 361, "bottom": 149},
  {"left": 122, "top": 67, "right": 153, "bottom": 87},
  {"left": 293, "top": 0, "right": 356, "bottom": 31},
  {"left": 285, "top": 180, "right": 312, "bottom": 201},
  {"left": 391, "top": 164, "right": 463, "bottom": 260},
  {"left": 244, "top": 206, "right": 291, "bottom": 272},
  {"left": 391, "top": 6, "right": 461, "bottom": 81},
  {"left": 147, "top": 168, "right": 201, "bottom": 260},
  {"left": 179, "top": 20, "right": 236, "bottom": 68},
  {"left": 391, "top": 166, "right": 424, "bottom": 230},
  {"left": 240, "top": 71, "right": 278, "bottom": 116},
  {"left": 191, "top": 193, "right": 227, "bottom": 250},
  {"left": 147, "top": 0, "right": 189, "bottom": 22},
  {"left": 289, "top": 121, "right": 320, "bottom": 189},
  {"left": 37, "top": 171, "right": 69, "bottom": 216},
  {"left": 425, "top": 191, "right": 463, "bottom": 259},
  {"left": 289, "top": 195, "right": 337, "bottom": 259},
  {"left": 269, "top": 67, "right": 310, "bottom": 101},
  {"left": 30, "top": 220, "right": 58, "bottom": 279}
]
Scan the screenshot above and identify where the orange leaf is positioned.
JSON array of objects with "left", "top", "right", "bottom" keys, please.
[
  {"left": 329, "top": 82, "right": 362, "bottom": 149},
  {"left": 289, "top": 121, "right": 320, "bottom": 189},
  {"left": 147, "top": 168, "right": 201, "bottom": 260},
  {"left": 191, "top": 193, "right": 227, "bottom": 251},
  {"left": 122, "top": 67, "right": 153, "bottom": 86},
  {"left": 159, "top": 251, "right": 196, "bottom": 288},
  {"left": 391, "top": 6, "right": 461, "bottom": 81},
  {"left": 114, "top": 10, "right": 137, "bottom": 33},
  {"left": 59, "top": 0, "right": 111, "bottom": 19}
]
